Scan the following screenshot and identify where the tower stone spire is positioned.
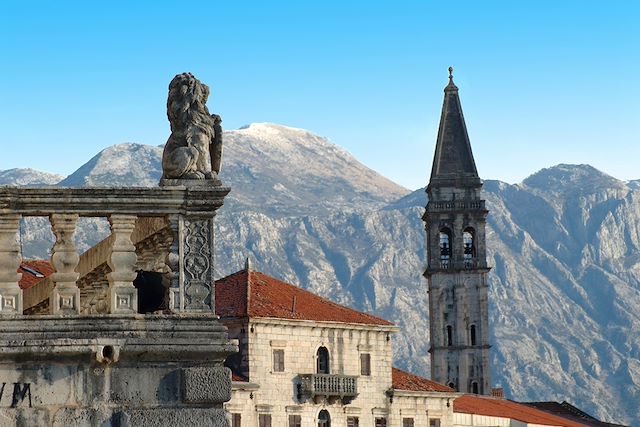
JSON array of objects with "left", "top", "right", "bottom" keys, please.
[
  {"left": 423, "top": 68, "right": 491, "bottom": 395},
  {"left": 428, "top": 67, "right": 481, "bottom": 190}
]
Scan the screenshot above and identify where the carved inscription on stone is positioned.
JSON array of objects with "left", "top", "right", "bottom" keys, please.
[{"left": 0, "top": 382, "right": 32, "bottom": 408}]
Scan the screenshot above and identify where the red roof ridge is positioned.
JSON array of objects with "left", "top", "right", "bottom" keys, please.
[
  {"left": 391, "top": 367, "right": 455, "bottom": 393},
  {"left": 215, "top": 268, "right": 394, "bottom": 326},
  {"left": 453, "top": 394, "right": 588, "bottom": 427}
]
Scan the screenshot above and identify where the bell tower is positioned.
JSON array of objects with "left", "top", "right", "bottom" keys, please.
[{"left": 423, "top": 68, "right": 491, "bottom": 394}]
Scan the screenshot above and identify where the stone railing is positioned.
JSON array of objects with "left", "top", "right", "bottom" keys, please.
[
  {"left": 428, "top": 258, "right": 487, "bottom": 272},
  {"left": 0, "top": 184, "right": 229, "bottom": 316},
  {"left": 427, "top": 199, "right": 486, "bottom": 212},
  {"left": 298, "top": 373, "right": 358, "bottom": 403}
]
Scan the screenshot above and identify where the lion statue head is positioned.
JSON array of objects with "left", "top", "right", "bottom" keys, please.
[{"left": 161, "top": 72, "right": 223, "bottom": 180}]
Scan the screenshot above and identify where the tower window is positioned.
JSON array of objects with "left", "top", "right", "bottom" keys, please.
[
  {"left": 470, "top": 324, "right": 477, "bottom": 346},
  {"left": 463, "top": 228, "right": 475, "bottom": 268},
  {"left": 317, "top": 346, "right": 330, "bottom": 374},
  {"left": 439, "top": 228, "right": 452, "bottom": 268},
  {"left": 446, "top": 325, "right": 453, "bottom": 346},
  {"left": 472, "top": 381, "right": 479, "bottom": 394}
]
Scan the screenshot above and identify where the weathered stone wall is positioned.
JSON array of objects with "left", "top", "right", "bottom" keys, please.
[
  {"left": 0, "top": 315, "right": 236, "bottom": 427},
  {"left": 390, "top": 393, "right": 454, "bottom": 426}
]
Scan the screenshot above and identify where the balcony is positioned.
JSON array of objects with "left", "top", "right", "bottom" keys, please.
[
  {"left": 427, "top": 199, "right": 486, "bottom": 212},
  {"left": 298, "top": 373, "right": 358, "bottom": 404}
]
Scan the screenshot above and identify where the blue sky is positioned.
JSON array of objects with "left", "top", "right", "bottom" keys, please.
[{"left": 1, "top": 1, "right": 638, "bottom": 190}]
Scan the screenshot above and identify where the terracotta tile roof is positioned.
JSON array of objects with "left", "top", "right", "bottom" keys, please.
[
  {"left": 522, "top": 402, "right": 626, "bottom": 427},
  {"left": 391, "top": 367, "right": 454, "bottom": 393},
  {"left": 215, "top": 269, "right": 393, "bottom": 326},
  {"left": 454, "top": 395, "right": 589, "bottom": 427},
  {"left": 18, "top": 260, "right": 54, "bottom": 290}
]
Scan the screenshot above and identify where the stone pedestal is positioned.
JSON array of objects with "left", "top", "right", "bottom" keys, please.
[{"left": 0, "top": 315, "right": 237, "bottom": 426}]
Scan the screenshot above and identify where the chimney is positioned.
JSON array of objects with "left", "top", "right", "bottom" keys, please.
[{"left": 491, "top": 387, "right": 504, "bottom": 399}]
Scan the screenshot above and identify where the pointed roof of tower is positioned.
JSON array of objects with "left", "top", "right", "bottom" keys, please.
[{"left": 428, "top": 67, "right": 481, "bottom": 189}]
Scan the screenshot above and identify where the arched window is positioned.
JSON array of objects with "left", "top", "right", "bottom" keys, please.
[
  {"left": 471, "top": 381, "right": 479, "bottom": 394},
  {"left": 439, "top": 228, "right": 452, "bottom": 268},
  {"left": 446, "top": 325, "right": 453, "bottom": 346},
  {"left": 318, "top": 410, "right": 331, "bottom": 427},
  {"left": 463, "top": 228, "right": 475, "bottom": 268},
  {"left": 470, "top": 324, "right": 477, "bottom": 346},
  {"left": 317, "top": 346, "right": 330, "bottom": 374}
]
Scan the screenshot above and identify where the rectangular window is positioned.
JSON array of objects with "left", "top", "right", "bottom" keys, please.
[
  {"left": 288, "top": 415, "right": 301, "bottom": 427},
  {"left": 231, "top": 414, "right": 241, "bottom": 427},
  {"left": 259, "top": 414, "right": 272, "bottom": 427},
  {"left": 273, "top": 349, "right": 285, "bottom": 372},
  {"left": 429, "top": 419, "right": 441, "bottom": 427},
  {"left": 375, "top": 418, "right": 387, "bottom": 427},
  {"left": 347, "top": 417, "right": 359, "bottom": 427},
  {"left": 402, "top": 418, "right": 414, "bottom": 427},
  {"left": 360, "top": 353, "right": 371, "bottom": 376}
]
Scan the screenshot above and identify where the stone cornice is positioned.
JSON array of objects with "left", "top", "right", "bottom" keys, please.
[
  {"left": 0, "top": 185, "right": 231, "bottom": 216},
  {"left": 246, "top": 317, "right": 400, "bottom": 333}
]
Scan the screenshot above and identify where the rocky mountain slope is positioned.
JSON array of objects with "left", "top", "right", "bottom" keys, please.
[{"left": 2, "top": 125, "right": 637, "bottom": 425}]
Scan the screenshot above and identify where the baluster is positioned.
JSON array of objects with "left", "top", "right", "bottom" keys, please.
[
  {"left": 107, "top": 214, "right": 138, "bottom": 314},
  {"left": 0, "top": 214, "right": 23, "bottom": 315},
  {"left": 50, "top": 213, "right": 80, "bottom": 315}
]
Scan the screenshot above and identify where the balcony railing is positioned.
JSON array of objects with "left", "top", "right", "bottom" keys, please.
[
  {"left": 298, "top": 373, "right": 358, "bottom": 403},
  {"left": 428, "top": 258, "right": 487, "bottom": 272},
  {"left": 427, "top": 200, "right": 485, "bottom": 212}
]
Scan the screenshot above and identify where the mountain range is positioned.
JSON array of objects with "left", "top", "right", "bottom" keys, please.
[{"left": 2, "top": 123, "right": 638, "bottom": 425}]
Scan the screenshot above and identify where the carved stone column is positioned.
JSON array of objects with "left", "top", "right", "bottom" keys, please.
[
  {"left": 166, "top": 215, "right": 182, "bottom": 311},
  {"left": 0, "top": 214, "right": 23, "bottom": 315},
  {"left": 50, "top": 213, "right": 80, "bottom": 315},
  {"left": 107, "top": 214, "right": 138, "bottom": 314},
  {"left": 183, "top": 216, "right": 215, "bottom": 311},
  {"left": 166, "top": 214, "right": 215, "bottom": 313}
]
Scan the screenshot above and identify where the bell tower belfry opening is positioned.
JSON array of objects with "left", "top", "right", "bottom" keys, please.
[{"left": 423, "top": 68, "right": 491, "bottom": 394}]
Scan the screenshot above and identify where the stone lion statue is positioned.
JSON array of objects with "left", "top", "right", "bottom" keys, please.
[{"left": 161, "top": 72, "right": 223, "bottom": 180}]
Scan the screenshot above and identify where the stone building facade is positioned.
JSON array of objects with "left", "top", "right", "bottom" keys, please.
[
  {"left": 423, "top": 69, "right": 492, "bottom": 395},
  {"left": 215, "top": 267, "right": 457, "bottom": 427}
]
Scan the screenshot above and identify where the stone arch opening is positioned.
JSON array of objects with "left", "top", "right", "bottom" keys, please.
[
  {"left": 439, "top": 228, "right": 452, "bottom": 268},
  {"left": 463, "top": 227, "right": 476, "bottom": 267},
  {"left": 318, "top": 409, "right": 331, "bottom": 427},
  {"left": 316, "top": 346, "right": 330, "bottom": 374}
]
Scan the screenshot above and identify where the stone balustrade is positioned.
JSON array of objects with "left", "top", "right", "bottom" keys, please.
[
  {"left": 298, "top": 373, "right": 358, "bottom": 403},
  {"left": 0, "top": 184, "right": 230, "bottom": 316},
  {"left": 426, "top": 199, "right": 486, "bottom": 212}
]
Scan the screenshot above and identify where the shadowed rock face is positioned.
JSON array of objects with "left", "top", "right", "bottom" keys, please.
[{"left": 4, "top": 125, "right": 638, "bottom": 425}]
